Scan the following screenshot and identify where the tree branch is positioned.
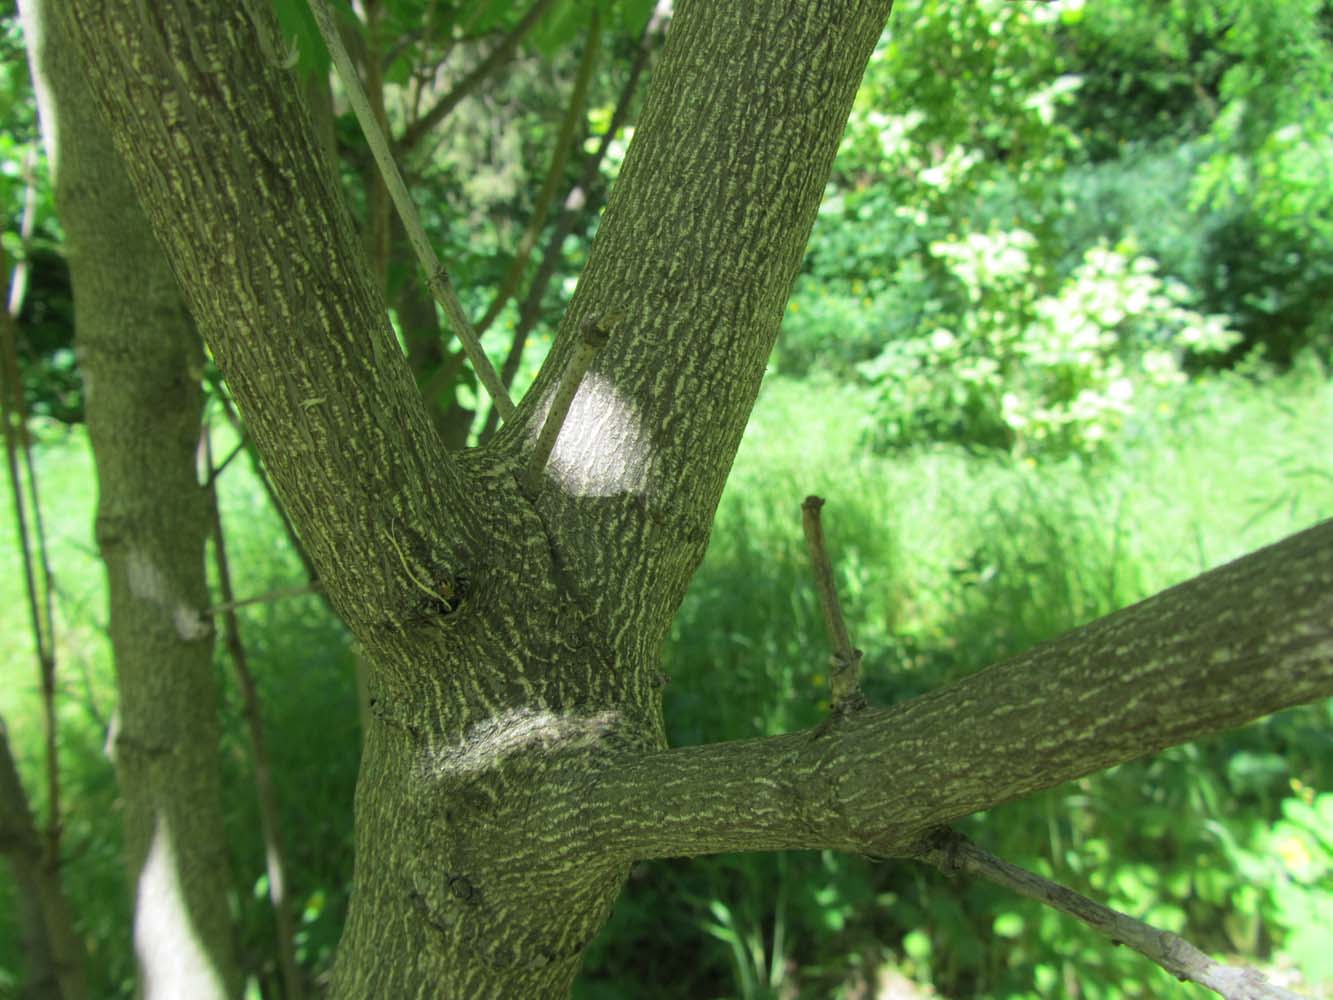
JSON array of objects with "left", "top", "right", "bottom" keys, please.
[
  {"left": 204, "top": 430, "right": 304, "bottom": 1000},
  {"left": 6, "top": 148, "right": 39, "bottom": 318},
  {"left": 476, "top": 16, "right": 659, "bottom": 443},
  {"left": 523, "top": 311, "right": 620, "bottom": 494},
  {"left": 474, "top": 10, "right": 602, "bottom": 338},
  {"left": 398, "top": 0, "right": 559, "bottom": 154},
  {"left": 491, "top": 1, "right": 896, "bottom": 646},
  {"left": 63, "top": 0, "right": 479, "bottom": 629},
  {"left": 0, "top": 244, "right": 60, "bottom": 862},
  {"left": 203, "top": 438, "right": 246, "bottom": 488},
  {"left": 586, "top": 519, "right": 1333, "bottom": 860},
  {"left": 208, "top": 381, "right": 324, "bottom": 598},
  {"left": 918, "top": 829, "right": 1307, "bottom": 1000},
  {"left": 203, "top": 583, "right": 321, "bottom": 618},
  {"left": 0, "top": 719, "right": 86, "bottom": 999}
]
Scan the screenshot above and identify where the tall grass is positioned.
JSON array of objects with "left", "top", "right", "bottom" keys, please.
[
  {"left": 2, "top": 367, "right": 1329, "bottom": 998},
  {"left": 578, "top": 364, "right": 1333, "bottom": 999}
]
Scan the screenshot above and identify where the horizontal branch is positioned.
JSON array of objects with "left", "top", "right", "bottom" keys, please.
[
  {"left": 203, "top": 583, "right": 321, "bottom": 617},
  {"left": 588, "top": 519, "right": 1333, "bottom": 860}
]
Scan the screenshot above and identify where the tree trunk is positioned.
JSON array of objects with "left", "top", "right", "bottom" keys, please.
[
  {"left": 57, "top": 1, "right": 1333, "bottom": 998},
  {"left": 0, "top": 720, "right": 86, "bottom": 1000},
  {"left": 23, "top": 1, "right": 241, "bottom": 995},
  {"left": 61, "top": 2, "right": 891, "bottom": 993}
]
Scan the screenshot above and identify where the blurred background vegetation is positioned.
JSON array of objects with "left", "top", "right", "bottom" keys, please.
[{"left": 2, "top": 0, "right": 1331, "bottom": 997}]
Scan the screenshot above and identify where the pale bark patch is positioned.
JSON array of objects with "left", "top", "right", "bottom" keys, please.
[
  {"left": 543, "top": 374, "right": 650, "bottom": 497},
  {"left": 126, "top": 548, "right": 210, "bottom": 640},
  {"left": 134, "top": 814, "right": 229, "bottom": 1000}
]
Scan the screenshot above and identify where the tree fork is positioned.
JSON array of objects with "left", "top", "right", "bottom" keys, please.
[
  {"left": 57, "top": 0, "right": 1331, "bottom": 998},
  {"left": 62, "top": 0, "right": 896, "bottom": 993}
]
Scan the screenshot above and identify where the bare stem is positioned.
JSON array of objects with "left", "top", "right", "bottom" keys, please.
[
  {"left": 6, "top": 147, "right": 38, "bottom": 318},
  {"left": 204, "top": 583, "right": 321, "bottom": 618},
  {"left": 307, "top": 0, "right": 515, "bottom": 421},
  {"left": 919, "top": 830, "right": 1308, "bottom": 1000},
  {"left": 477, "top": 15, "right": 660, "bottom": 444},
  {"left": 801, "top": 496, "right": 865, "bottom": 713},
  {"left": 204, "top": 430, "right": 304, "bottom": 1000},
  {"left": 208, "top": 379, "right": 324, "bottom": 596},
  {"left": 1, "top": 243, "right": 60, "bottom": 859},
  {"left": 0, "top": 719, "right": 86, "bottom": 999},
  {"left": 203, "top": 439, "right": 246, "bottom": 488}
]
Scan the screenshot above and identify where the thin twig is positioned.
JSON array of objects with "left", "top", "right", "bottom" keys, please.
[
  {"left": 1, "top": 242, "right": 61, "bottom": 859},
  {"left": 356, "top": 0, "right": 393, "bottom": 294},
  {"left": 307, "top": 0, "right": 515, "bottom": 421},
  {"left": 474, "top": 10, "right": 602, "bottom": 337},
  {"left": 477, "top": 18, "right": 659, "bottom": 444},
  {"left": 801, "top": 496, "right": 866, "bottom": 713},
  {"left": 204, "top": 429, "right": 303, "bottom": 1000},
  {"left": 0, "top": 718, "right": 87, "bottom": 999},
  {"left": 203, "top": 583, "right": 321, "bottom": 618},
  {"left": 919, "top": 830, "right": 1308, "bottom": 1000},
  {"left": 522, "top": 311, "right": 621, "bottom": 495},
  {"left": 204, "top": 439, "right": 246, "bottom": 489},
  {"left": 209, "top": 378, "right": 324, "bottom": 595}
]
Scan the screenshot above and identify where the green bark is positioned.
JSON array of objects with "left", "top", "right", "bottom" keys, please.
[
  {"left": 56, "top": 0, "right": 1333, "bottom": 997},
  {"left": 24, "top": 0, "right": 240, "bottom": 995}
]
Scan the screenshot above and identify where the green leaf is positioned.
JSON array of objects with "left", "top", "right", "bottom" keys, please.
[
  {"left": 270, "top": 0, "right": 332, "bottom": 78},
  {"left": 460, "top": 0, "right": 520, "bottom": 34},
  {"left": 1226, "top": 751, "right": 1288, "bottom": 793},
  {"left": 384, "top": 53, "right": 414, "bottom": 86},
  {"left": 902, "top": 929, "right": 932, "bottom": 961},
  {"left": 531, "top": 0, "right": 591, "bottom": 56},
  {"left": 617, "top": 0, "right": 657, "bottom": 35}
]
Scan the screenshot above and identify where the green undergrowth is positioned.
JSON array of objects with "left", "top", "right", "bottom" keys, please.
[
  {"left": 2, "top": 368, "right": 1330, "bottom": 998},
  {"left": 577, "top": 364, "right": 1333, "bottom": 1000}
]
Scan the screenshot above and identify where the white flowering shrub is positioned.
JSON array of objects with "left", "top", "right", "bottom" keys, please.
[{"left": 858, "top": 233, "right": 1239, "bottom": 456}]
